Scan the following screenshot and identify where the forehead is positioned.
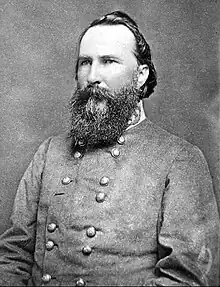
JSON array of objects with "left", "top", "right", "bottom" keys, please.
[{"left": 79, "top": 25, "right": 136, "bottom": 57}]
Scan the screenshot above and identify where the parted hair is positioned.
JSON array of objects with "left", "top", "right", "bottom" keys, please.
[{"left": 76, "top": 11, "right": 157, "bottom": 99}]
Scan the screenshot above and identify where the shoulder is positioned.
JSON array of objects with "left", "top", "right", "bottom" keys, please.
[
  {"left": 35, "top": 132, "right": 72, "bottom": 160},
  {"left": 46, "top": 132, "right": 71, "bottom": 150},
  {"left": 134, "top": 118, "right": 206, "bottom": 164}
]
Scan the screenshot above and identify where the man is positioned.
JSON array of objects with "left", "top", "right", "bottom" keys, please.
[{"left": 0, "top": 11, "right": 219, "bottom": 286}]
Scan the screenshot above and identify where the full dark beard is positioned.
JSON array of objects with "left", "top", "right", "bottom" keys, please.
[{"left": 69, "top": 81, "right": 140, "bottom": 150}]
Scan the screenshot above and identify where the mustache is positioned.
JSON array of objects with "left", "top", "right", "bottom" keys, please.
[{"left": 74, "top": 85, "right": 115, "bottom": 103}]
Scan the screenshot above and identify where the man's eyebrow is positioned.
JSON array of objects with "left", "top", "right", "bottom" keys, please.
[
  {"left": 77, "top": 55, "right": 122, "bottom": 63},
  {"left": 78, "top": 55, "right": 92, "bottom": 61},
  {"left": 100, "top": 55, "right": 121, "bottom": 61}
]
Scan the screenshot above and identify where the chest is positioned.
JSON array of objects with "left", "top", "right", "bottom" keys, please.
[{"left": 39, "top": 146, "right": 167, "bottom": 240}]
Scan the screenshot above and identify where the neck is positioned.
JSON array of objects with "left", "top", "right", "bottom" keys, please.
[{"left": 127, "top": 101, "right": 146, "bottom": 130}]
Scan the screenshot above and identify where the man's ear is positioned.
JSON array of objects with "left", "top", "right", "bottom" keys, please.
[{"left": 137, "top": 64, "right": 149, "bottom": 88}]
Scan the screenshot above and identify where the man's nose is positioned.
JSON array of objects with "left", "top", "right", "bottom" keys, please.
[{"left": 87, "top": 62, "right": 101, "bottom": 85}]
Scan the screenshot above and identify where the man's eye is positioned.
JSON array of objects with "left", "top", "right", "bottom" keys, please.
[
  {"left": 80, "top": 60, "right": 90, "bottom": 66},
  {"left": 103, "top": 59, "right": 115, "bottom": 64}
]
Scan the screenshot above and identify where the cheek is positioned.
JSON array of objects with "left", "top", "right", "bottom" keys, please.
[
  {"left": 105, "top": 68, "right": 135, "bottom": 89},
  {"left": 77, "top": 71, "right": 88, "bottom": 88}
]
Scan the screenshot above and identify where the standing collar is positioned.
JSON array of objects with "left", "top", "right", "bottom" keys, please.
[{"left": 126, "top": 101, "right": 146, "bottom": 130}]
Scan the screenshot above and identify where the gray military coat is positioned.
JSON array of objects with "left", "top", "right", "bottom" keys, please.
[{"left": 0, "top": 118, "right": 219, "bottom": 286}]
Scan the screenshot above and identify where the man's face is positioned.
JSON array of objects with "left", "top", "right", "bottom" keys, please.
[
  {"left": 70, "top": 24, "right": 143, "bottom": 149},
  {"left": 76, "top": 24, "right": 138, "bottom": 91}
]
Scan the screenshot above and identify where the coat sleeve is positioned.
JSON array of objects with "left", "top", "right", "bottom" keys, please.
[
  {"left": 0, "top": 137, "right": 52, "bottom": 286},
  {"left": 150, "top": 146, "right": 220, "bottom": 286}
]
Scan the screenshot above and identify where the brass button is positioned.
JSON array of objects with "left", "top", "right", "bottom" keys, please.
[
  {"left": 111, "top": 148, "right": 120, "bottom": 158},
  {"left": 100, "top": 176, "right": 109, "bottom": 186},
  {"left": 62, "top": 176, "right": 72, "bottom": 185},
  {"left": 46, "top": 240, "right": 54, "bottom": 251},
  {"left": 74, "top": 151, "right": 82, "bottom": 159},
  {"left": 47, "top": 223, "right": 57, "bottom": 233},
  {"left": 76, "top": 278, "right": 85, "bottom": 286},
  {"left": 42, "top": 274, "right": 51, "bottom": 283},
  {"left": 96, "top": 192, "right": 106, "bottom": 203},
  {"left": 117, "top": 136, "right": 125, "bottom": 145},
  {"left": 86, "top": 226, "right": 96, "bottom": 238},
  {"left": 82, "top": 245, "right": 92, "bottom": 255}
]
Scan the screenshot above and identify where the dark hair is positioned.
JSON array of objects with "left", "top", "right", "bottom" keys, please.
[{"left": 75, "top": 11, "right": 157, "bottom": 99}]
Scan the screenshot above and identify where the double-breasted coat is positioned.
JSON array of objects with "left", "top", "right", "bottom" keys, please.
[{"left": 0, "top": 118, "right": 219, "bottom": 286}]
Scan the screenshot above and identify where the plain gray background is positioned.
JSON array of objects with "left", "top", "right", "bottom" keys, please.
[{"left": 0, "top": 0, "right": 219, "bottom": 233}]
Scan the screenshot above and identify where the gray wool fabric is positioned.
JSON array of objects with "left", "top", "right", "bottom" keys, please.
[{"left": 0, "top": 118, "right": 219, "bottom": 286}]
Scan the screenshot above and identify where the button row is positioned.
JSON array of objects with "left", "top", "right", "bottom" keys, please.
[
  {"left": 62, "top": 174, "right": 110, "bottom": 188},
  {"left": 61, "top": 179, "right": 108, "bottom": 202},
  {"left": 72, "top": 147, "right": 121, "bottom": 160},
  {"left": 72, "top": 138, "right": 124, "bottom": 162},
  {"left": 97, "top": 174, "right": 109, "bottom": 203},
  {"left": 82, "top": 226, "right": 96, "bottom": 256},
  {"left": 42, "top": 275, "right": 86, "bottom": 286}
]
